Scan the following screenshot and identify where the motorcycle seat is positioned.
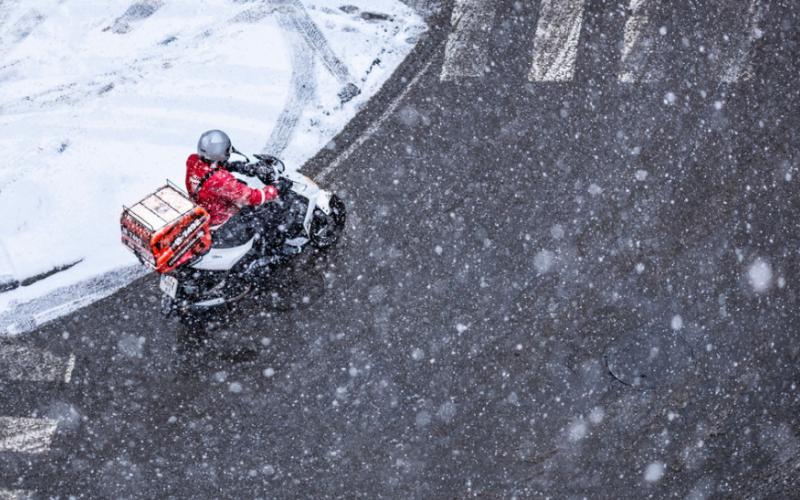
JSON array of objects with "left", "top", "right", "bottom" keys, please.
[{"left": 211, "top": 223, "right": 256, "bottom": 248}]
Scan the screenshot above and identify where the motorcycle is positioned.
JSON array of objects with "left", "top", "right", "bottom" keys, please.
[{"left": 121, "top": 154, "right": 345, "bottom": 325}]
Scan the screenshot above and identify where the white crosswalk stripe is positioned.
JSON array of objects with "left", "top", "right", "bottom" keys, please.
[
  {"left": 0, "top": 344, "right": 74, "bottom": 496},
  {"left": 440, "top": 0, "right": 765, "bottom": 85},
  {"left": 440, "top": 0, "right": 497, "bottom": 81},
  {"left": 619, "top": 0, "right": 653, "bottom": 83},
  {"left": 721, "top": 0, "right": 764, "bottom": 83},
  {"left": 0, "top": 344, "right": 75, "bottom": 383},
  {"left": 0, "top": 417, "right": 57, "bottom": 454},
  {"left": 0, "top": 490, "right": 34, "bottom": 500},
  {"left": 528, "top": 0, "right": 587, "bottom": 82}
]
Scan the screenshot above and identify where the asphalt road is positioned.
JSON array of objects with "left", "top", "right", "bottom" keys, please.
[{"left": 2, "top": 0, "right": 799, "bottom": 498}]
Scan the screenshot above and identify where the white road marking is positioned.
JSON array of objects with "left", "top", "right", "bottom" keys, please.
[
  {"left": 0, "top": 490, "right": 34, "bottom": 500},
  {"left": 318, "top": 56, "right": 436, "bottom": 183},
  {"left": 1, "top": 265, "right": 147, "bottom": 337},
  {"left": 440, "top": 0, "right": 497, "bottom": 81},
  {"left": 0, "top": 417, "right": 57, "bottom": 454},
  {"left": 528, "top": 0, "right": 587, "bottom": 82},
  {"left": 0, "top": 344, "right": 75, "bottom": 383},
  {"left": 721, "top": 0, "right": 764, "bottom": 82},
  {"left": 64, "top": 353, "right": 76, "bottom": 384},
  {"left": 619, "top": 0, "right": 652, "bottom": 83}
]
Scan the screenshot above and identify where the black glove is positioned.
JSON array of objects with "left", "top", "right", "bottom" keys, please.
[
  {"left": 225, "top": 160, "right": 248, "bottom": 174},
  {"left": 274, "top": 177, "right": 293, "bottom": 196},
  {"left": 254, "top": 154, "right": 280, "bottom": 167},
  {"left": 253, "top": 162, "right": 275, "bottom": 184},
  {"left": 227, "top": 160, "right": 275, "bottom": 183}
]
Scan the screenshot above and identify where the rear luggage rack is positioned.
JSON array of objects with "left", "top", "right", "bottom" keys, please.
[{"left": 121, "top": 181, "right": 211, "bottom": 273}]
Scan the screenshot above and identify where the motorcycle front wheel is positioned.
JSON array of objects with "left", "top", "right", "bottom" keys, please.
[{"left": 310, "top": 195, "right": 346, "bottom": 249}]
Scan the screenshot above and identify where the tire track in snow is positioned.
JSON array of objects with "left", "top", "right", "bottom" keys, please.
[
  {"left": 0, "top": 0, "right": 21, "bottom": 81},
  {"left": 0, "top": 6, "right": 44, "bottom": 80},
  {"left": 105, "top": 0, "right": 164, "bottom": 34},
  {"left": 281, "top": 0, "right": 360, "bottom": 102},
  {"left": 3, "top": 8, "right": 45, "bottom": 46},
  {"left": 0, "top": 2, "right": 198, "bottom": 114},
  {"left": 262, "top": 8, "right": 317, "bottom": 156}
]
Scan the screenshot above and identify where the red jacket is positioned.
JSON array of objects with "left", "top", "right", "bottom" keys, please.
[{"left": 185, "top": 154, "right": 278, "bottom": 227}]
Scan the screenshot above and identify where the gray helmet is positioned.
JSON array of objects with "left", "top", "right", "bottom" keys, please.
[{"left": 197, "top": 129, "right": 232, "bottom": 162}]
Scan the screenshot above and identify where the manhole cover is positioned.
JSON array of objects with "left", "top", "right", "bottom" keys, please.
[{"left": 605, "top": 327, "right": 694, "bottom": 389}]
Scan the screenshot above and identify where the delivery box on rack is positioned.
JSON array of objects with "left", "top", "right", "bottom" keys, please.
[{"left": 120, "top": 182, "right": 211, "bottom": 274}]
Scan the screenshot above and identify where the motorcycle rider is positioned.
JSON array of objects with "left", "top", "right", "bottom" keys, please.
[{"left": 186, "top": 129, "right": 291, "bottom": 246}]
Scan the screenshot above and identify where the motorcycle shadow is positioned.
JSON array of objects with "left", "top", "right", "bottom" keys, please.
[{"left": 172, "top": 246, "right": 339, "bottom": 370}]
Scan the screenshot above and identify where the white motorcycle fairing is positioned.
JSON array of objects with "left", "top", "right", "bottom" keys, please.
[
  {"left": 283, "top": 170, "right": 334, "bottom": 234},
  {"left": 191, "top": 237, "right": 255, "bottom": 271},
  {"left": 185, "top": 170, "right": 333, "bottom": 273}
]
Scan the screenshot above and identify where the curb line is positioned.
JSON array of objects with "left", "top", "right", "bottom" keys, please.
[{"left": 302, "top": 0, "right": 454, "bottom": 179}]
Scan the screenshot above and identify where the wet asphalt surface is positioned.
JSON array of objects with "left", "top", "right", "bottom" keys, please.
[{"left": 2, "top": 0, "right": 800, "bottom": 498}]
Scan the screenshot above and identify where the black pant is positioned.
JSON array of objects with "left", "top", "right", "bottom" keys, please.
[{"left": 212, "top": 204, "right": 282, "bottom": 249}]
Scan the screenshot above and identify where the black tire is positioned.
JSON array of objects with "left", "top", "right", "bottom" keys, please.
[{"left": 310, "top": 195, "right": 346, "bottom": 249}]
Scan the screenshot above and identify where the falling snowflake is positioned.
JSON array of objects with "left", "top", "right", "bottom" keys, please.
[
  {"left": 589, "top": 407, "right": 605, "bottom": 424},
  {"left": 748, "top": 258, "right": 773, "bottom": 293},
  {"left": 534, "top": 249, "right": 555, "bottom": 274},
  {"left": 644, "top": 462, "right": 665, "bottom": 482},
  {"left": 568, "top": 419, "right": 588, "bottom": 442}
]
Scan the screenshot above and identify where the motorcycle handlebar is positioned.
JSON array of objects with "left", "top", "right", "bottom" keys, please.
[
  {"left": 252, "top": 154, "right": 286, "bottom": 184},
  {"left": 254, "top": 154, "right": 285, "bottom": 173}
]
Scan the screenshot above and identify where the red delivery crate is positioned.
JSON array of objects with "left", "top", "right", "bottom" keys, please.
[{"left": 121, "top": 182, "right": 211, "bottom": 274}]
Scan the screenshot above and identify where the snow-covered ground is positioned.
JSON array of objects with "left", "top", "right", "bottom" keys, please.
[{"left": 0, "top": 0, "right": 425, "bottom": 334}]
